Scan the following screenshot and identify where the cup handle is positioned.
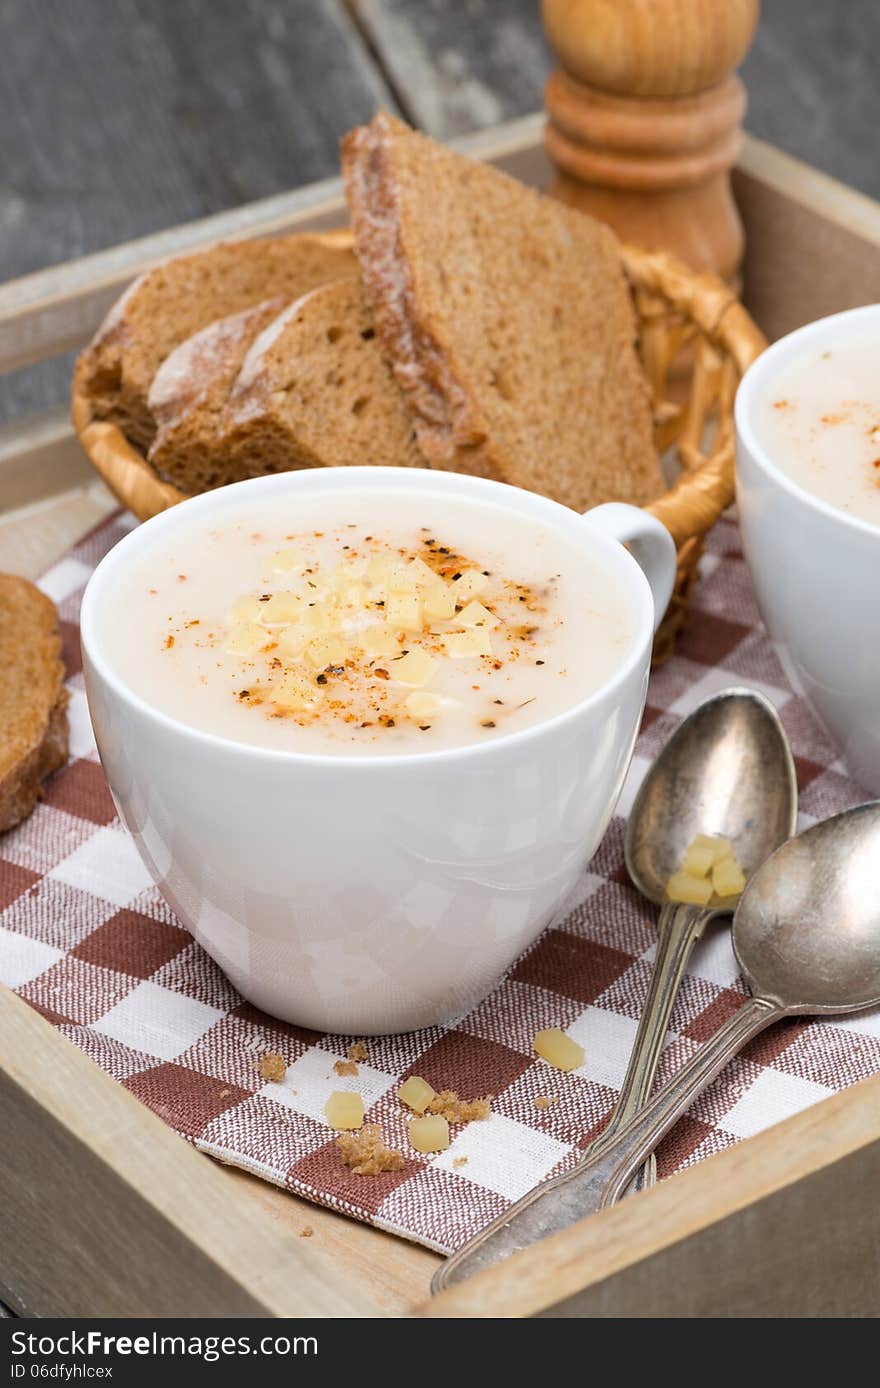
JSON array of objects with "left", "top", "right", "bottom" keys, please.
[{"left": 581, "top": 503, "right": 677, "bottom": 633}]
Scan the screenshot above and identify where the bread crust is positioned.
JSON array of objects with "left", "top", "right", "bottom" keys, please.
[
  {"left": 343, "top": 113, "right": 663, "bottom": 512},
  {"left": 0, "top": 575, "right": 69, "bottom": 834},
  {"left": 343, "top": 119, "right": 491, "bottom": 474}
]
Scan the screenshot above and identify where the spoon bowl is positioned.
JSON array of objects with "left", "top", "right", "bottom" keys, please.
[
  {"left": 735, "top": 800, "right": 880, "bottom": 1012},
  {"left": 626, "top": 687, "right": 798, "bottom": 904}
]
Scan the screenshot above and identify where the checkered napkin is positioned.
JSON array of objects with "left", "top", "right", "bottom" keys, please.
[{"left": 2, "top": 511, "right": 878, "bottom": 1255}]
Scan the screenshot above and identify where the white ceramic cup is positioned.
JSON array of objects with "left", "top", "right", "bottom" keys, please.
[
  {"left": 735, "top": 304, "right": 880, "bottom": 794},
  {"left": 81, "top": 467, "right": 675, "bottom": 1033}
]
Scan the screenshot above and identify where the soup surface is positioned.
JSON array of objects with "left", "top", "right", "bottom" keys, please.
[
  {"left": 100, "top": 490, "right": 638, "bottom": 755},
  {"left": 753, "top": 336, "right": 880, "bottom": 526}
]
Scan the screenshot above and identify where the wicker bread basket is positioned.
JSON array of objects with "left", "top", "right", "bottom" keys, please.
[{"left": 71, "top": 232, "right": 766, "bottom": 663}]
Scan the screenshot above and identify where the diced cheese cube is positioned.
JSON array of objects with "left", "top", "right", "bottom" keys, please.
[
  {"left": 305, "top": 635, "right": 348, "bottom": 670},
  {"left": 361, "top": 625, "right": 400, "bottom": 659},
  {"left": 407, "top": 556, "right": 435, "bottom": 581},
  {"left": 405, "top": 692, "right": 441, "bottom": 721},
  {"left": 276, "top": 625, "right": 309, "bottom": 658},
  {"left": 225, "top": 622, "right": 267, "bottom": 655},
  {"left": 666, "top": 871, "right": 714, "bottom": 906},
  {"left": 261, "top": 590, "right": 301, "bottom": 623},
  {"left": 712, "top": 858, "right": 746, "bottom": 898},
  {"left": 533, "top": 1028, "right": 584, "bottom": 1072},
  {"left": 229, "top": 596, "right": 264, "bottom": 624},
  {"left": 270, "top": 546, "right": 299, "bottom": 572},
  {"left": 385, "top": 561, "right": 418, "bottom": 594},
  {"left": 367, "top": 552, "right": 395, "bottom": 584},
  {"left": 452, "top": 570, "right": 488, "bottom": 601},
  {"left": 324, "top": 1091, "right": 364, "bottom": 1131},
  {"left": 408, "top": 1114, "right": 450, "bottom": 1153},
  {"left": 340, "top": 584, "right": 367, "bottom": 611},
  {"left": 271, "top": 673, "right": 320, "bottom": 712},
  {"left": 391, "top": 649, "right": 438, "bottom": 687},
  {"left": 385, "top": 592, "right": 423, "bottom": 633},
  {"left": 691, "top": 833, "right": 734, "bottom": 865},
  {"left": 398, "top": 1075, "right": 435, "bottom": 1114},
  {"left": 408, "top": 556, "right": 447, "bottom": 592},
  {"left": 318, "top": 563, "right": 343, "bottom": 594},
  {"left": 303, "top": 604, "right": 331, "bottom": 635},
  {"left": 443, "top": 628, "right": 493, "bottom": 658},
  {"left": 681, "top": 839, "right": 716, "bottom": 878},
  {"left": 421, "top": 582, "right": 457, "bottom": 621},
  {"left": 458, "top": 600, "right": 494, "bottom": 628}
]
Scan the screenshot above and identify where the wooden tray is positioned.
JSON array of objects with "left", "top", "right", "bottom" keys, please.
[{"left": 2, "top": 116, "right": 880, "bottom": 1319}]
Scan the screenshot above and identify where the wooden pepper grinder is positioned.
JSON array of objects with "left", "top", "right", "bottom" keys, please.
[{"left": 542, "top": 0, "right": 760, "bottom": 282}]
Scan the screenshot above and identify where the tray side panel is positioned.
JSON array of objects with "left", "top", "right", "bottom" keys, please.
[
  {"left": 0, "top": 987, "right": 382, "bottom": 1318},
  {"left": 736, "top": 136, "right": 880, "bottom": 340},
  {"left": 540, "top": 1140, "right": 880, "bottom": 1318},
  {"left": 422, "top": 1072, "right": 880, "bottom": 1318}
]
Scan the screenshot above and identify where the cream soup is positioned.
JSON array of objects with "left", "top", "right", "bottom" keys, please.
[
  {"left": 754, "top": 336, "right": 880, "bottom": 527},
  {"left": 101, "top": 491, "right": 637, "bottom": 754}
]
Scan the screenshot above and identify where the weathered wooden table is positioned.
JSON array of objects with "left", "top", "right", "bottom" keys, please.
[{"left": 0, "top": 0, "right": 877, "bottom": 426}]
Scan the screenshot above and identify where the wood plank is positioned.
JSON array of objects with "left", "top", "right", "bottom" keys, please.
[
  {"left": 741, "top": 0, "right": 880, "bottom": 203},
  {"left": 0, "top": 985, "right": 400, "bottom": 1318},
  {"left": 734, "top": 136, "right": 880, "bottom": 341},
  {"left": 0, "top": 0, "right": 392, "bottom": 288},
  {"left": 421, "top": 1072, "right": 880, "bottom": 1318},
  {"left": 220, "top": 1169, "right": 438, "bottom": 1318},
  {"left": 351, "top": 0, "right": 550, "bottom": 139}
]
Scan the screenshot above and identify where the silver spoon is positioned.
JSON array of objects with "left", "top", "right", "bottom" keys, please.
[
  {"left": 432, "top": 801, "right": 880, "bottom": 1294},
  {"left": 606, "top": 687, "right": 797, "bottom": 1193}
]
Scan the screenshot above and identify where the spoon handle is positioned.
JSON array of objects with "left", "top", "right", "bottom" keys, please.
[
  {"left": 593, "top": 901, "right": 714, "bottom": 1193},
  {"left": 432, "top": 995, "right": 779, "bottom": 1295}
]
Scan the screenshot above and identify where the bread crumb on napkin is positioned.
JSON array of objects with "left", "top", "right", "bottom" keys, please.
[
  {"left": 258, "top": 1051, "right": 286, "bottom": 1082},
  {"left": 337, "top": 1124, "right": 405, "bottom": 1175},
  {"left": 427, "top": 1090, "right": 492, "bottom": 1124}
]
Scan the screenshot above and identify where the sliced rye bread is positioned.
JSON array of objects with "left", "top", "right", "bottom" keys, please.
[
  {"left": 0, "top": 574, "right": 69, "bottom": 834},
  {"left": 76, "top": 234, "right": 357, "bottom": 455},
  {"left": 342, "top": 112, "right": 663, "bottom": 512},
  {"left": 220, "top": 277, "right": 424, "bottom": 473},
  {"left": 147, "top": 296, "right": 287, "bottom": 492}
]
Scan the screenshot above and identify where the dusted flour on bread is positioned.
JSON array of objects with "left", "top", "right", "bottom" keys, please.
[
  {"left": 148, "top": 297, "right": 286, "bottom": 491},
  {"left": 342, "top": 112, "right": 662, "bottom": 512}
]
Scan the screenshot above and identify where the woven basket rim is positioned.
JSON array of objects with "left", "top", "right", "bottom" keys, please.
[{"left": 71, "top": 235, "right": 767, "bottom": 536}]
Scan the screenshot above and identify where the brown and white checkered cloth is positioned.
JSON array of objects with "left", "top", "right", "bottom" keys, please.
[{"left": 2, "top": 511, "right": 878, "bottom": 1253}]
